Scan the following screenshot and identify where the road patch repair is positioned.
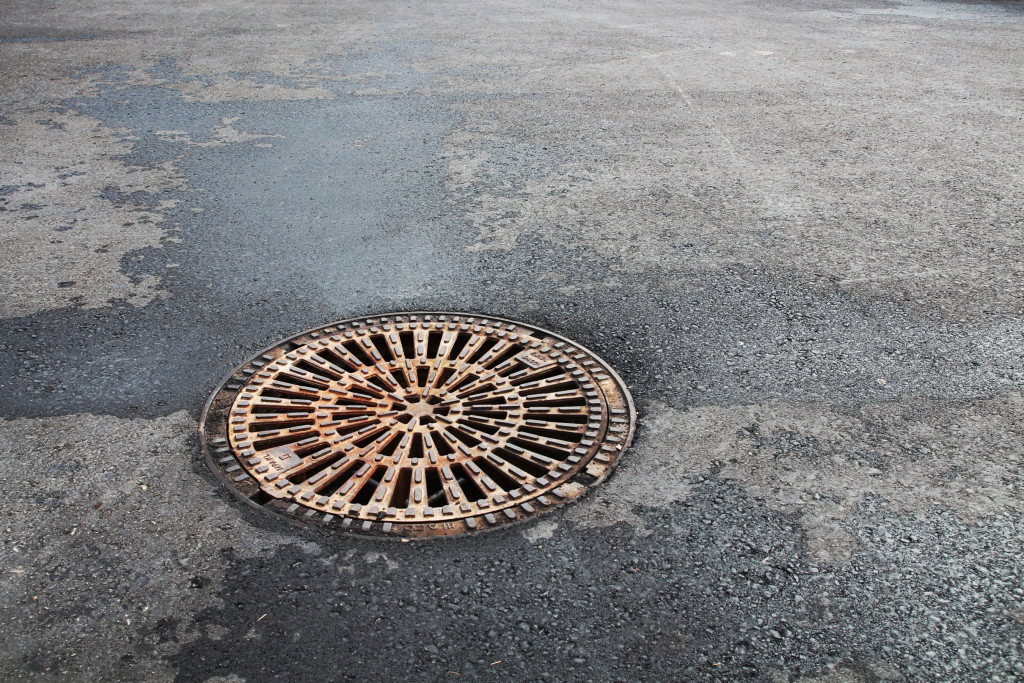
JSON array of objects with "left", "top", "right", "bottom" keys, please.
[
  {"left": 1, "top": 0, "right": 1023, "bottom": 680},
  {"left": 202, "top": 313, "right": 635, "bottom": 537}
]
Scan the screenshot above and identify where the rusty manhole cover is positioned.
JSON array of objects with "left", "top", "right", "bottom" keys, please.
[{"left": 201, "top": 313, "right": 634, "bottom": 538}]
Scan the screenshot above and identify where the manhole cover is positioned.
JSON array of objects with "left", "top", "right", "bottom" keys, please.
[{"left": 201, "top": 313, "right": 634, "bottom": 538}]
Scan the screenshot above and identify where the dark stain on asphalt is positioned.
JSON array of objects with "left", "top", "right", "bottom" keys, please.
[
  {"left": 163, "top": 477, "right": 1023, "bottom": 682},
  {"left": 171, "top": 479, "right": 817, "bottom": 682},
  {"left": 0, "top": 54, "right": 1019, "bottom": 421},
  {"left": 0, "top": 241, "right": 1016, "bottom": 420}
]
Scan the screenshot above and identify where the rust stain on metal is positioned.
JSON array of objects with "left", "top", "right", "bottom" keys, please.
[{"left": 201, "top": 313, "right": 635, "bottom": 538}]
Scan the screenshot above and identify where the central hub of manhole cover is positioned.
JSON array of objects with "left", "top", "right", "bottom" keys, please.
[{"left": 201, "top": 313, "right": 634, "bottom": 538}]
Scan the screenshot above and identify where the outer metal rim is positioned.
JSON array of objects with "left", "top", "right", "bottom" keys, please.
[{"left": 200, "top": 312, "right": 635, "bottom": 539}]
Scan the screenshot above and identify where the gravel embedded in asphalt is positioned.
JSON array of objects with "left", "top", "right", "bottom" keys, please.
[{"left": 1, "top": 0, "right": 1022, "bottom": 680}]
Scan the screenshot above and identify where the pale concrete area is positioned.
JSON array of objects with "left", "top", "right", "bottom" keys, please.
[{"left": 1, "top": 0, "right": 1022, "bottom": 680}]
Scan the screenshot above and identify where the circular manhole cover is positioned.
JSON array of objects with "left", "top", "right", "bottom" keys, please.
[{"left": 201, "top": 313, "right": 634, "bottom": 538}]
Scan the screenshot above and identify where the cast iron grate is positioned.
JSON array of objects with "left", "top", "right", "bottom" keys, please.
[{"left": 201, "top": 313, "right": 634, "bottom": 538}]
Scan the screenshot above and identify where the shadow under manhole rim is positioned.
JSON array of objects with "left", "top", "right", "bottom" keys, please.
[{"left": 200, "top": 312, "right": 635, "bottom": 538}]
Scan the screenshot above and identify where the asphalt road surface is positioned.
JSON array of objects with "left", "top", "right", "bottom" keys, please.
[{"left": 2, "top": 0, "right": 1023, "bottom": 681}]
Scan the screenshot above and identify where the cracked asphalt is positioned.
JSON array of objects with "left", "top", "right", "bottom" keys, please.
[{"left": 1, "top": 0, "right": 1023, "bottom": 680}]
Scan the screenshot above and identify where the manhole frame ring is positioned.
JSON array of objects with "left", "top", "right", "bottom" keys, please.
[{"left": 200, "top": 311, "right": 636, "bottom": 540}]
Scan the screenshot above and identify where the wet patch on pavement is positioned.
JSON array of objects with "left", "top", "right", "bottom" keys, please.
[
  {"left": 2, "top": 245, "right": 1021, "bottom": 420},
  {"left": 170, "top": 481, "right": 1024, "bottom": 682}
]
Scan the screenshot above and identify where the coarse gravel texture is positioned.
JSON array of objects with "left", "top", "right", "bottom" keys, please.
[{"left": 1, "top": 0, "right": 1022, "bottom": 680}]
